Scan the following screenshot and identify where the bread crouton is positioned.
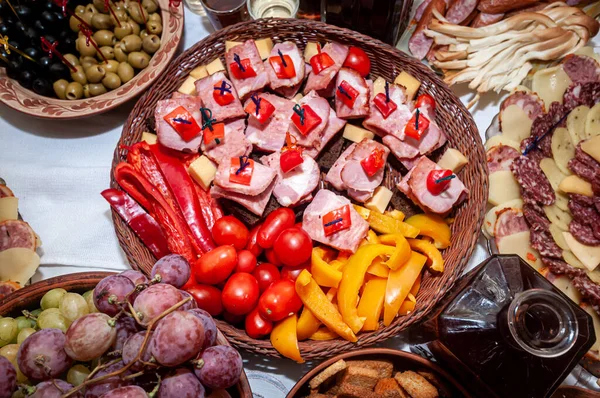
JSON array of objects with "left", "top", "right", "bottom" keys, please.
[
  {"left": 374, "top": 378, "right": 409, "bottom": 398},
  {"left": 346, "top": 359, "right": 394, "bottom": 378},
  {"left": 309, "top": 359, "right": 347, "bottom": 390},
  {"left": 394, "top": 371, "right": 439, "bottom": 398},
  {"left": 339, "top": 366, "right": 379, "bottom": 390},
  {"left": 336, "top": 382, "right": 378, "bottom": 398}
]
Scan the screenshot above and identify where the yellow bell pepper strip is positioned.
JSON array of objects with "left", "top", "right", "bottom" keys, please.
[
  {"left": 410, "top": 273, "right": 422, "bottom": 297},
  {"left": 379, "top": 233, "right": 412, "bottom": 271},
  {"left": 405, "top": 214, "right": 451, "bottom": 249},
  {"left": 296, "top": 307, "right": 321, "bottom": 341},
  {"left": 407, "top": 293, "right": 416, "bottom": 303},
  {"left": 310, "top": 327, "right": 339, "bottom": 340},
  {"left": 366, "top": 230, "right": 380, "bottom": 244},
  {"left": 337, "top": 252, "right": 350, "bottom": 262},
  {"left": 398, "top": 300, "right": 416, "bottom": 316},
  {"left": 357, "top": 277, "right": 387, "bottom": 331},
  {"left": 338, "top": 244, "right": 395, "bottom": 334},
  {"left": 311, "top": 247, "right": 343, "bottom": 288},
  {"left": 295, "top": 270, "right": 357, "bottom": 342},
  {"left": 329, "top": 260, "right": 346, "bottom": 271},
  {"left": 367, "top": 257, "right": 390, "bottom": 278},
  {"left": 353, "top": 204, "right": 371, "bottom": 220},
  {"left": 368, "top": 211, "right": 420, "bottom": 237},
  {"left": 385, "top": 209, "right": 405, "bottom": 221},
  {"left": 407, "top": 239, "right": 444, "bottom": 272},
  {"left": 326, "top": 287, "right": 338, "bottom": 302},
  {"left": 383, "top": 251, "right": 427, "bottom": 326},
  {"left": 271, "top": 314, "right": 304, "bottom": 363}
]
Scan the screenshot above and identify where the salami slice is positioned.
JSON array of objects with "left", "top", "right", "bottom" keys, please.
[
  {"left": 563, "top": 82, "right": 600, "bottom": 111},
  {"left": 446, "top": 0, "right": 478, "bottom": 24},
  {"left": 472, "top": 12, "right": 504, "bottom": 28},
  {"left": 501, "top": 91, "right": 545, "bottom": 120},
  {"left": 487, "top": 145, "right": 520, "bottom": 173},
  {"left": 530, "top": 225, "right": 562, "bottom": 258},
  {"left": 573, "top": 275, "right": 600, "bottom": 310},
  {"left": 568, "top": 159, "right": 596, "bottom": 182},
  {"left": 570, "top": 221, "right": 600, "bottom": 246},
  {"left": 0, "top": 220, "right": 36, "bottom": 252},
  {"left": 494, "top": 208, "right": 528, "bottom": 238},
  {"left": 541, "top": 257, "right": 585, "bottom": 278},
  {"left": 523, "top": 203, "right": 550, "bottom": 230},
  {"left": 511, "top": 156, "right": 555, "bottom": 206},
  {"left": 562, "top": 55, "right": 600, "bottom": 85},
  {"left": 595, "top": 196, "right": 600, "bottom": 214},
  {"left": 569, "top": 196, "right": 600, "bottom": 227}
]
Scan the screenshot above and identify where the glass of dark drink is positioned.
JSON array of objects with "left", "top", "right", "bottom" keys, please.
[{"left": 201, "top": 0, "right": 251, "bottom": 30}]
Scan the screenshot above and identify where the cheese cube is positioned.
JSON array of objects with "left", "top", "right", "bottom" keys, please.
[
  {"left": 206, "top": 58, "right": 225, "bottom": 75},
  {"left": 0, "top": 197, "right": 18, "bottom": 222},
  {"left": 394, "top": 71, "right": 420, "bottom": 100},
  {"left": 373, "top": 77, "right": 386, "bottom": 97},
  {"left": 343, "top": 124, "right": 374, "bottom": 143},
  {"left": 255, "top": 38, "right": 274, "bottom": 60},
  {"left": 304, "top": 42, "right": 319, "bottom": 63},
  {"left": 581, "top": 135, "right": 600, "bottom": 163},
  {"left": 563, "top": 232, "right": 600, "bottom": 271},
  {"left": 225, "top": 40, "right": 243, "bottom": 52},
  {"left": 364, "top": 186, "right": 393, "bottom": 214},
  {"left": 190, "top": 65, "right": 208, "bottom": 80},
  {"left": 437, "top": 148, "right": 468, "bottom": 173},
  {"left": 188, "top": 155, "right": 217, "bottom": 191},
  {"left": 559, "top": 175, "right": 593, "bottom": 197},
  {"left": 177, "top": 76, "right": 198, "bottom": 96},
  {"left": 141, "top": 132, "right": 157, "bottom": 145}
]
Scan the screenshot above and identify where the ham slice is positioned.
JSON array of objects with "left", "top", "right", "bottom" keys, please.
[
  {"left": 261, "top": 152, "right": 320, "bottom": 207},
  {"left": 211, "top": 179, "right": 275, "bottom": 217},
  {"left": 155, "top": 96, "right": 204, "bottom": 153},
  {"left": 245, "top": 93, "right": 295, "bottom": 152},
  {"left": 325, "top": 144, "right": 357, "bottom": 191},
  {"left": 302, "top": 189, "right": 369, "bottom": 253},
  {"left": 304, "top": 42, "right": 348, "bottom": 94},
  {"left": 383, "top": 117, "right": 445, "bottom": 163},
  {"left": 363, "top": 83, "right": 413, "bottom": 137},
  {"left": 225, "top": 40, "right": 270, "bottom": 100},
  {"left": 303, "top": 111, "right": 347, "bottom": 158},
  {"left": 201, "top": 119, "right": 251, "bottom": 164},
  {"left": 397, "top": 156, "right": 469, "bottom": 216},
  {"left": 194, "top": 71, "right": 245, "bottom": 122},
  {"left": 335, "top": 68, "right": 370, "bottom": 119},
  {"left": 266, "top": 42, "right": 305, "bottom": 90},
  {"left": 274, "top": 83, "right": 302, "bottom": 99},
  {"left": 214, "top": 156, "right": 276, "bottom": 196},
  {"left": 288, "top": 91, "right": 330, "bottom": 149}
]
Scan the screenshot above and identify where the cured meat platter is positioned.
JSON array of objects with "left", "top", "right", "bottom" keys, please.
[{"left": 108, "top": 18, "right": 487, "bottom": 360}]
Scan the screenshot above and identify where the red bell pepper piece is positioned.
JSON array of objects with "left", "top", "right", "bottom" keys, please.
[
  {"left": 192, "top": 182, "right": 223, "bottom": 232},
  {"left": 415, "top": 93, "right": 436, "bottom": 113},
  {"left": 269, "top": 50, "right": 296, "bottom": 79},
  {"left": 360, "top": 149, "right": 385, "bottom": 177},
  {"left": 230, "top": 53, "right": 257, "bottom": 79},
  {"left": 213, "top": 80, "right": 235, "bottom": 106},
  {"left": 310, "top": 44, "right": 335, "bottom": 75},
  {"left": 229, "top": 156, "right": 254, "bottom": 185},
  {"left": 291, "top": 104, "right": 322, "bottom": 136},
  {"left": 163, "top": 106, "right": 201, "bottom": 142},
  {"left": 280, "top": 149, "right": 303, "bottom": 173},
  {"left": 373, "top": 81, "right": 397, "bottom": 119},
  {"left": 203, "top": 122, "right": 225, "bottom": 148},
  {"left": 426, "top": 169, "right": 456, "bottom": 195},
  {"left": 323, "top": 205, "right": 352, "bottom": 237},
  {"left": 336, "top": 80, "right": 359, "bottom": 108},
  {"left": 404, "top": 109, "right": 430, "bottom": 140},
  {"left": 101, "top": 188, "right": 169, "bottom": 259},
  {"left": 244, "top": 93, "right": 276, "bottom": 123}
]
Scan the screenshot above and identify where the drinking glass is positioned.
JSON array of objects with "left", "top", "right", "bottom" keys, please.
[
  {"left": 200, "top": 0, "right": 250, "bottom": 30},
  {"left": 247, "top": 0, "right": 299, "bottom": 19}
]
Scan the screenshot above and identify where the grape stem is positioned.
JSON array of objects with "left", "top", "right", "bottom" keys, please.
[
  {"left": 84, "top": 357, "right": 122, "bottom": 382},
  {"left": 61, "top": 296, "right": 192, "bottom": 398}
]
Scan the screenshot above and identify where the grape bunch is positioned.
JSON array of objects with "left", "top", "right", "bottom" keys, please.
[{"left": 0, "top": 254, "right": 244, "bottom": 398}]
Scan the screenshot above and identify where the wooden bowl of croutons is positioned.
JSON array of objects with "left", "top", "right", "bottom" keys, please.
[{"left": 287, "top": 348, "right": 471, "bottom": 398}]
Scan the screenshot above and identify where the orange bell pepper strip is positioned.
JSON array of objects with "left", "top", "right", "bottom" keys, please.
[
  {"left": 353, "top": 204, "right": 371, "bottom": 220},
  {"left": 329, "top": 260, "right": 346, "bottom": 271},
  {"left": 366, "top": 229, "right": 380, "bottom": 244},
  {"left": 367, "top": 257, "right": 390, "bottom": 278},
  {"left": 337, "top": 244, "right": 395, "bottom": 334},
  {"left": 398, "top": 300, "right": 416, "bottom": 316},
  {"left": 337, "top": 252, "right": 350, "bottom": 262},
  {"left": 311, "top": 247, "right": 343, "bottom": 288},
  {"left": 404, "top": 214, "right": 451, "bottom": 249},
  {"left": 407, "top": 238, "right": 444, "bottom": 272},
  {"left": 410, "top": 273, "right": 422, "bottom": 298},
  {"left": 295, "top": 270, "right": 357, "bottom": 342},
  {"left": 367, "top": 211, "right": 420, "bottom": 237},
  {"left": 357, "top": 277, "right": 387, "bottom": 331},
  {"left": 385, "top": 209, "right": 405, "bottom": 221},
  {"left": 271, "top": 314, "right": 304, "bottom": 363},
  {"left": 296, "top": 306, "right": 321, "bottom": 341},
  {"left": 310, "top": 327, "right": 339, "bottom": 340},
  {"left": 383, "top": 251, "right": 427, "bottom": 326},
  {"left": 379, "top": 234, "right": 412, "bottom": 271}
]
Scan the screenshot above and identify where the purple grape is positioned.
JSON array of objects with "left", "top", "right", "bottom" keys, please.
[
  {"left": 152, "top": 311, "right": 204, "bottom": 367},
  {"left": 65, "top": 313, "right": 117, "bottom": 361},
  {"left": 132, "top": 283, "right": 182, "bottom": 326},
  {"left": 179, "top": 290, "right": 198, "bottom": 311},
  {"left": 151, "top": 254, "right": 191, "bottom": 288},
  {"left": 29, "top": 379, "right": 82, "bottom": 398},
  {"left": 122, "top": 331, "right": 154, "bottom": 371},
  {"left": 120, "top": 270, "right": 149, "bottom": 286},
  {"left": 194, "top": 346, "right": 242, "bottom": 390},
  {"left": 98, "top": 386, "right": 148, "bottom": 398},
  {"left": 158, "top": 368, "right": 205, "bottom": 398},
  {"left": 94, "top": 275, "right": 136, "bottom": 317},
  {"left": 188, "top": 309, "right": 217, "bottom": 350},
  {"left": 85, "top": 361, "right": 132, "bottom": 398},
  {"left": 0, "top": 356, "right": 16, "bottom": 398},
  {"left": 17, "top": 329, "right": 73, "bottom": 381},
  {"left": 112, "top": 315, "right": 139, "bottom": 351}
]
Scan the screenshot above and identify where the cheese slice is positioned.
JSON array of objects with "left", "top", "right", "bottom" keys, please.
[
  {"left": 551, "top": 127, "right": 575, "bottom": 176},
  {"left": 225, "top": 40, "right": 243, "bottom": 52},
  {"left": 488, "top": 171, "right": 521, "bottom": 206},
  {"left": 566, "top": 105, "right": 589, "bottom": 146},
  {"left": 0, "top": 197, "right": 18, "bottom": 222},
  {"left": 484, "top": 135, "right": 520, "bottom": 151},
  {"left": 364, "top": 186, "right": 393, "bottom": 214},
  {"left": 141, "top": 132, "right": 157, "bottom": 145},
  {"left": 255, "top": 38, "right": 273, "bottom": 60},
  {"left": 532, "top": 65, "right": 572, "bottom": 108},
  {"left": 559, "top": 175, "right": 593, "bottom": 197},
  {"left": 188, "top": 155, "right": 217, "bottom": 191},
  {"left": 190, "top": 65, "right": 208, "bottom": 80},
  {"left": 585, "top": 103, "right": 600, "bottom": 139},
  {"left": 543, "top": 204, "right": 572, "bottom": 232},
  {"left": 564, "top": 250, "right": 585, "bottom": 269},
  {"left": 373, "top": 77, "right": 386, "bottom": 97},
  {"left": 575, "top": 47, "right": 600, "bottom": 64},
  {"left": 394, "top": 71, "right": 420, "bottom": 100},
  {"left": 552, "top": 276, "right": 582, "bottom": 304},
  {"left": 343, "top": 124, "right": 374, "bottom": 143},
  {"left": 304, "top": 42, "right": 319, "bottom": 63},
  {"left": 581, "top": 135, "right": 600, "bottom": 163},
  {"left": 0, "top": 248, "right": 40, "bottom": 286},
  {"left": 177, "top": 75, "right": 198, "bottom": 95},
  {"left": 206, "top": 58, "right": 225, "bottom": 75},
  {"left": 496, "top": 231, "right": 542, "bottom": 271},
  {"left": 483, "top": 198, "right": 523, "bottom": 237},
  {"left": 540, "top": 157, "right": 566, "bottom": 191},
  {"left": 437, "top": 148, "right": 468, "bottom": 173},
  {"left": 500, "top": 104, "right": 533, "bottom": 142},
  {"left": 549, "top": 223, "right": 569, "bottom": 250},
  {"left": 563, "top": 232, "right": 600, "bottom": 271}
]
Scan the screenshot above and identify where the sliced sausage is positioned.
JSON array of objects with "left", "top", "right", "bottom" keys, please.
[
  {"left": 478, "top": 0, "right": 538, "bottom": 14},
  {"left": 409, "top": 0, "right": 447, "bottom": 60},
  {"left": 0, "top": 220, "right": 36, "bottom": 252},
  {"left": 471, "top": 11, "right": 504, "bottom": 27},
  {"left": 446, "top": 0, "right": 479, "bottom": 25}
]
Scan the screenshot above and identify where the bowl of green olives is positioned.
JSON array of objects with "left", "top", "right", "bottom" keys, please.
[{"left": 0, "top": 0, "right": 183, "bottom": 119}]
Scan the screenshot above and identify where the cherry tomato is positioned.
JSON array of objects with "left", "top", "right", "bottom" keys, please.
[
  {"left": 186, "top": 284, "right": 223, "bottom": 316},
  {"left": 245, "top": 307, "right": 273, "bottom": 339},
  {"left": 222, "top": 272, "right": 260, "bottom": 316},
  {"left": 246, "top": 224, "right": 263, "bottom": 257},
  {"left": 415, "top": 93, "right": 436, "bottom": 112},
  {"left": 223, "top": 311, "right": 246, "bottom": 325},
  {"left": 235, "top": 250, "right": 258, "bottom": 273},
  {"left": 258, "top": 279, "right": 303, "bottom": 322},
  {"left": 280, "top": 262, "right": 310, "bottom": 281},
  {"left": 342, "top": 46, "right": 371, "bottom": 77},
  {"left": 194, "top": 245, "right": 238, "bottom": 285},
  {"left": 212, "top": 216, "right": 249, "bottom": 250},
  {"left": 273, "top": 227, "right": 313, "bottom": 267},
  {"left": 257, "top": 208, "right": 296, "bottom": 249},
  {"left": 265, "top": 248, "right": 282, "bottom": 266},
  {"left": 252, "top": 263, "right": 281, "bottom": 293}
]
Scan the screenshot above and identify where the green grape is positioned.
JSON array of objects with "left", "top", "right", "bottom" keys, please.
[
  {"left": 40, "top": 288, "right": 67, "bottom": 310},
  {"left": 17, "top": 328, "right": 36, "bottom": 344},
  {"left": 0, "top": 344, "right": 27, "bottom": 383},
  {"left": 14, "top": 316, "right": 35, "bottom": 331},
  {"left": 82, "top": 290, "right": 93, "bottom": 300},
  {"left": 37, "top": 309, "right": 70, "bottom": 332},
  {"left": 67, "top": 364, "right": 91, "bottom": 386},
  {"left": 85, "top": 289, "right": 99, "bottom": 313},
  {"left": 0, "top": 318, "right": 18, "bottom": 347},
  {"left": 11, "top": 389, "right": 27, "bottom": 398},
  {"left": 59, "top": 292, "right": 89, "bottom": 322}
]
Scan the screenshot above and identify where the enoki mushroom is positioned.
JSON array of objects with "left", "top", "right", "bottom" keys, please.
[{"left": 424, "top": 2, "right": 600, "bottom": 94}]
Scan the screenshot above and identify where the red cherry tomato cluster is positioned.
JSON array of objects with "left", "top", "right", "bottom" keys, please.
[{"left": 184, "top": 208, "right": 314, "bottom": 340}]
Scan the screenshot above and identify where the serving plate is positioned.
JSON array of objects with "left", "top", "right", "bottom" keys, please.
[{"left": 109, "top": 18, "right": 488, "bottom": 360}]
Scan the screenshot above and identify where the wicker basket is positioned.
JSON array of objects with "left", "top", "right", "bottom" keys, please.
[{"left": 109, "top": 18, "right": 488, "bottom": 360}]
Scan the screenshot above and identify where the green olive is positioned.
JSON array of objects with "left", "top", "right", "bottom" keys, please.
[
  {"left": 70, "top": 65, "right": 88, "bottom": 85},
  {"left": 139, "top": 29, "right": 149, "bottom": 40},
  {"left": 91, "top": 13, "right": 113, "bottom": 30},
  {"left": 85, "top": 64, "right": 106, "bottom": 83},
  {"left": 82, "top": 84, "right": 91, "bottom": 98},
  {"left": 142, "top": 0, "right": 158, "bottom": 13},
  {"left": 113, "top": 1, "right": 125, "bottom": 10},
  {"left": 85, "top": 4, "right": 98, "bottom": 13},
  {"left": 75, "top": 5, "right": 86, "bottom": 14},
  {"left": 77, "top": 36, "right": 97, "bottom": 57},
  {"left": 93, "top": 30, "right": 116, "bottom": 47},
  {"left": 142, "top": 34, "right": 160, "bottom": 54},
  {"left": 103, "top": 60, "right": 120, "bottom": 73},
  {"left": 65, "top": 82, "right": 84, "bottom": 100},
  {"left": 127, "top": 3, "right": 148, "bottom": 24},
  {"left": 117, "top": 62, "right": 135, "bottom": 83},
  {"left": 98, "top": 46, "right": 115, "bottom": 61},
  {"left": 128, "top": 51, "right": 150, "bottom": 69},
  {"left": 111, "top": 9, "right": 129, "bottom": 25},
  {"left": 114, "top": 45, "right": 128, "bottom": 62},
  {"left": 92, "top": 0, "right": 108, "bottom": 12},
  {"left": 81, "top": 11, "right": 94, "bottom": 26},
  {"left": 114, "top": 23, "right": 133, "bottom": 40},
  {"left": 120, "top": 34, "right": 142, "bottom": 53},
  {"left": 148, "top": 12, "right": 161, "bottom": 24},
  {"left": 53, "top": 79, "right": 69, "bottom": 100},
  {"left": 146, "top": 21, "right": 162, "bottom": 35},
  {"left": 69, "top": 15, "right": 82, "bottom": 32},
  {"left": 102, "top": 72, "right": 122, "bottom": 90},
  {"left": 89, "top": 83, "right": 107, "bottom": 96},
  {"left": 63, "top": 54, "right": 80, "bottom": 67},
  {"left": 80, "top": 56, "right": 98, "bottom": 69},
  {"left": 128, "top": 20, "right": 141, "bottom": 36}
]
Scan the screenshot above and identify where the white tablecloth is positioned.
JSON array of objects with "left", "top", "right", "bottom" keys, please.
[{"left": 0, "top": 7, "right": 597, "bottom": 396}]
